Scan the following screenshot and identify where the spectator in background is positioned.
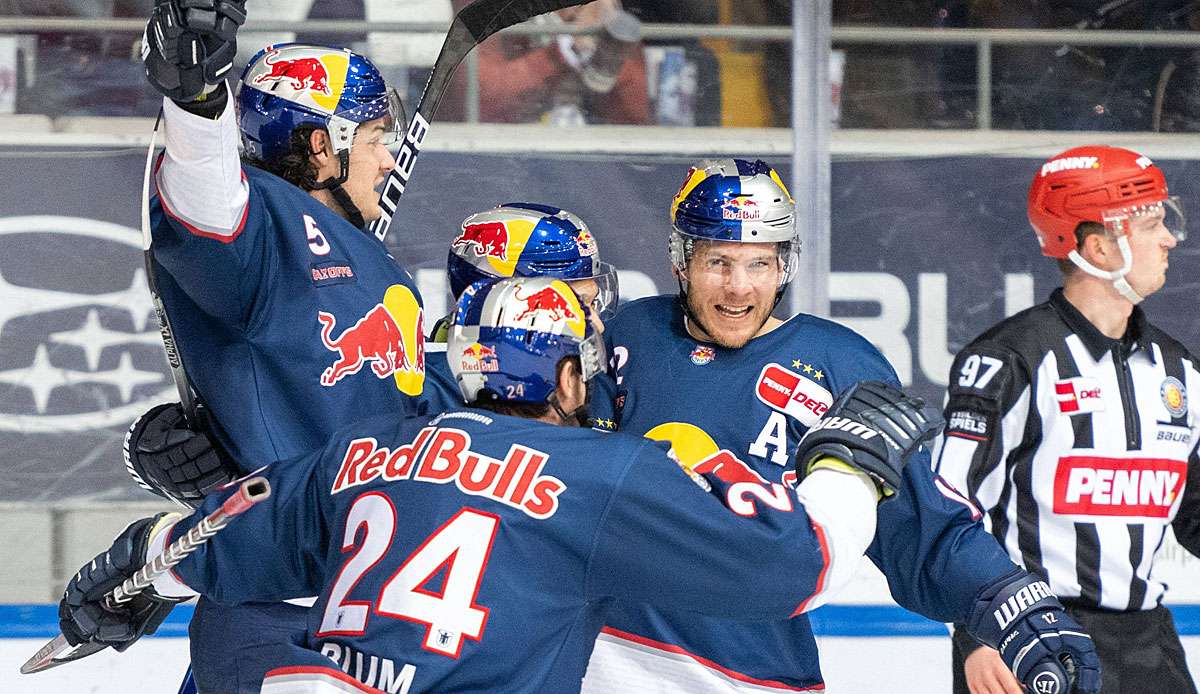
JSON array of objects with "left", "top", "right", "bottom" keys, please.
[
  {"left": 445, "top": 0, "right": 650, "bottom": 125},
  {"left": 623, "top": 0, "right": 724, "bottom": 126},
  {"left": 972, "top": 0, "right": 1200, "bottom": 131},
  {"left": 3, "top": 0, "right": 159, "bottom": 117}
]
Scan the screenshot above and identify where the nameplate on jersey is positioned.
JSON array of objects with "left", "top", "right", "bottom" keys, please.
[
  {"left": 754, "top": 364, "right": 833, "bottom": 427},
  {"left": 1054, "top": 377, "right": 1104, "bottom": 415},
  {"left": 1053, "top": 455, "right": 1186, "bottom": 518},
  {"left": 330, "top": 426, "right": 565, "bottom": 520},
  {"left": 311, "top": 261, "right": 357, "bottom": 287}
]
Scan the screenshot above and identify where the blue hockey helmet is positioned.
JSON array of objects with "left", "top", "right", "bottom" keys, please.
[
  {"left": 237, "top": 43, "right": 404, "bottom": 170},
  {"left": 448, "top": 277, "right": 606, "bottom": 406},
  {"left": 447, "top": 203, "right": 619, "bottom": 320},
  {"left": 669, "top": 158, "right": 800, "bottom": 287}
]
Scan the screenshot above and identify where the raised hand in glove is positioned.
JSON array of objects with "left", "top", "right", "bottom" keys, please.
[
  {"left": 142, "top": 0, "right": 247, "bottom": 102},
  {"left": 59, "top": 514, "right": 185, "bottom": 652},
  {"left": 793, "top": 380, "right": 943, "bottom": 500},
  {"left": 125, "top": 402, "right": 240, "bottom": 509},
  {"left": 963, "top": 573, "right": 1101, "bottom": 694}
]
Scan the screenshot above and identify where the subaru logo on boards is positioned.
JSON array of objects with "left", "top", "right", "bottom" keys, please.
[{"left": 0, "top": 216, "right": 174, "bottom": 432}]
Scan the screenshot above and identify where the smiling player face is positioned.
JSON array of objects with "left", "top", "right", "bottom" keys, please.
[{"left": 681, "top": 240, "right": 782, "bottom": 349}]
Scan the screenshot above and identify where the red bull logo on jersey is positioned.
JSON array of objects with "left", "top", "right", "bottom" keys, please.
[
  {"left": 330, "top": 426, "right": 566, "bottom": 519},
  {"left": 690, "top": 345, "right": 715, "bottom": 366},
  {"left": 755, "top": 364, "right": 833, "bottom": 427},
  {"left": 721, "top": 196, "right": 761, "bottom": 222},
  {"left": 317, "top": 285, "right": 425, "bottom": 395},
  {"left": 453, "top": 221, "right": 509, "bottom": 259},
  {"left": 1053, "top": 455, "right": 1186, "bottom": 518},
  {"left": 254, "top": 54, "right": 332, "bottom": 95}
]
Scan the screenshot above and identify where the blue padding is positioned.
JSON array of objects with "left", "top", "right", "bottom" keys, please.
[
  {"left": 3, "top": 603, "right": 1200, "bottom": 639},
  {"left": 0, "top": 604, "right": 195, "bottom": 638}
]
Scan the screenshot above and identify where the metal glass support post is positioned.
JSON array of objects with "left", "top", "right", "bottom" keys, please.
[{"left": 789, "top": 0, "right": 832, "bottom": 318}]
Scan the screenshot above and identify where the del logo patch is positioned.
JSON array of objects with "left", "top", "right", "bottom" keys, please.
[
  {"left": 754, "top": 363, "right": 833, "bottom": 427},
  {"left": 1055, "top": 377, "right": 1103, "bottom": 415}
]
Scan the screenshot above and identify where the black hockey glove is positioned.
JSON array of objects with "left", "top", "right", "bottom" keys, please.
[
  {"left": 965, "top": 572, "right": 1101, "bottom": 694},
  {"left": 142, "top": 0, "right": 247, "bottom": 102},
  {"left": 59, "top": 514, "right": 184, "bottom": 652},
  {"left": 792, "top": 381, "right": 942, "bottom": 499},
  {"left": 125, "top": 402, "right": 240, "bottom": 509}
]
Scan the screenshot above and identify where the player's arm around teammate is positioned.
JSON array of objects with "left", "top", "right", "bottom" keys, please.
[{"left": 58, "top": 278, "right": 939, "bottom": 693}]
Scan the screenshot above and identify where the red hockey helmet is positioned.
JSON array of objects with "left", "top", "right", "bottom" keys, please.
[{"left": 1027, "top": 145, "right": 1171, "bottom": 259}]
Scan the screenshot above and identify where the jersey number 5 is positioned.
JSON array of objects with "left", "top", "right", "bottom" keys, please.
[{"left": 318, "top": 493, "right": 499, "bottom": 658}]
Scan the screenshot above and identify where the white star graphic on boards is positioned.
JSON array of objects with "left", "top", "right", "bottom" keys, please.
[
  {"left": 82, "top": 352, "right": 163, "bottom": 402},
  {"left": 0, "top": 344, "right": 70, "bottom": 413},
  {"left": 49, "top": 309, "right": 163, "bottom": 370},
  {"left": 0, "top": 267, "right": 156, "bottom": 337},
  {"left": 0, "top": 346, "right": 164, "bottom": 413}
]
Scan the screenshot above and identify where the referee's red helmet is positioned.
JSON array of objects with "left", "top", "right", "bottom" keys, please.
[{"left": 1027, "top": 145, "right": 1169, "bottom": 259}]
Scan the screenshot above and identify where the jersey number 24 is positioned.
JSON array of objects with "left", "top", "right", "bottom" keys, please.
[{"left": 318, "top": 492, "right": 499, "bottom": 658}]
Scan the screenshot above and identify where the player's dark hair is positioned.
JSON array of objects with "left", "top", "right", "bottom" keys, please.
[
  {"left": 1057, "top": 221, "right": 1107, "bottom": 275},
  {"left": 466, "top": 357, "right": 581, "bottom": 420},
  {"left": 241, "top": 124, "right": 322, "bottom": 191}
]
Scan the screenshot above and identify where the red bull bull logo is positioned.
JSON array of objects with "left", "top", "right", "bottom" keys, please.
[
  {"left": 575, "top": 229, "right": 597, "bottom": 257},
  {"left": 722, "top": 196, "right": 761, "bottom": 222},
  {"left": 318, "top": 303, "right": 421, "bottom": 387},
  {"left": 453, "top": 221, "right": 509, "bottom": 259},
  {"left": 460, "top": 342, "right": 499, "bottom": 373},
  {"left": 254, "top": 54, "right": 331, "bottom": 96},
  {"left": 513, "top": 286, "right": 579, "bottom": 323}
]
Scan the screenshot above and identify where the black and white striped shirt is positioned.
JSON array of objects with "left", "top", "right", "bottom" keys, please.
[{"left": 935, "top": 288, "right": 1200, "bottom": 611}]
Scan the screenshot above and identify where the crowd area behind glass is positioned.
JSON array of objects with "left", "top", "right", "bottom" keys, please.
[{"left": 1, "top": 0, "right": 1199, "bottom": 130}]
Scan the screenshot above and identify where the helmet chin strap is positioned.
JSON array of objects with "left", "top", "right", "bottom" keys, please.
[
  {"left": 548, "top": 382, "right": 592, "bottom": 428},
  {"left": 1067, "top": 236, "right": 1144, "bottom": 304},
  {"left": 309, "top": 150, "right": 367, "bottom": 230}
]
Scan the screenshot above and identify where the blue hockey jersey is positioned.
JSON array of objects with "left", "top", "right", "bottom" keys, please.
[
  {"left": 586, "top": 295, "right": 1020, "bottom": 691},
  {"left": 155, "top": 407, "right": 880, "bottom": 693},
  {"left": 151, "top": 131, "right": 427, "bottom": 471}
]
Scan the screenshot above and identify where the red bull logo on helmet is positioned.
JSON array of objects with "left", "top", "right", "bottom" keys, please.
[
  {"left": 255, "top": 54, "right": 332, "bottom": 96},
  {"left": 453, "top": 221, "right": 509, "bottom": 260},
  {"left": 722, "top": 196, "right": 761, "bottom": 222},
  {"left": 317, "top": 285, "right": 425, "bottom": 395},
  {"left": 513, "top": 285, "right": 579, "bottom": 323},
  {"left": 460, "top": 342, "right": 499, "bottom": 373}
]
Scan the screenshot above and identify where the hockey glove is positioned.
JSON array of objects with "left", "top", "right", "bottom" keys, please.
[
  {"left": 142, "top": 0, "right": 247, "bottom": 102},
  {"left": 792, "top": 381, "right": 942, "bottom": 499},
  {"left": 966, "top": 572, "right": 1102, "bottom": 694},
  {"left": 125, "top": 402, "right": 240, "bottom": 509},
  {"left": 59, "top": 514, "right": 185, "bottom": 652}
]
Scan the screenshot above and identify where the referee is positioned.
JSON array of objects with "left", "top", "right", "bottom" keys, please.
[{"left": 936, "top": 145, "right": 1200, "bottom": 694}]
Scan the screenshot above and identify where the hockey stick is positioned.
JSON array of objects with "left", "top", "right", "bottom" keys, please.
[
  {"left": 20, "top": 477, "right": 271, "bottom": 675},
  {"left": 369, "top": 0, "right": 595, "bottom": 242},
  {"left": 141, "top": 111, "right": 201, "bottom": 425}
]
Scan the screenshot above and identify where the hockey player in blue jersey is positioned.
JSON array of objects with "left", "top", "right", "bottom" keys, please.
[
  {"left": 126, "top": 2, "right": 428, "bottom": 690},
  {"left": 57, "top": 277, "right": 942, "bottom": 693},
  {"left": 582, "top": 159, "right": 1101, "bottom": 694}
]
